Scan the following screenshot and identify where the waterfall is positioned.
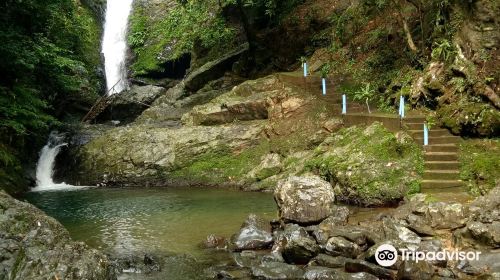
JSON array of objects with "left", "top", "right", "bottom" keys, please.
[
  {"left": 32, "top": 133, "right": 85, "bottom": 192},
  {"left": 102, "top": 0, "right": 134, "bottom": 95}
]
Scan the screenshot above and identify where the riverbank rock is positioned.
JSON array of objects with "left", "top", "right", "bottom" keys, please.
[
  {"left": 231, "top": 214, "right": 273, "bottom": 251},
  {"left": 0, "top": 191, "right": 115, "bottom": 280},
  {"left": 274, "top": 175, "right": 335, "bottom": 225},
  {"left": 306, "top": 123, "right": 423, "bottom": 206},
  {"left": 273, "top": 224, "right": 320, "bottom": 264}
]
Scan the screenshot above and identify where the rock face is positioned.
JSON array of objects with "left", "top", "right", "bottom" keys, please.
[
  {"left": 71, "top": 122, "right": 264, "bottom": 186},
  {"left": 182, "top": 74, "right": 311, "bottom": 126},
  {"left": 0, "top": 191, "right": 115, "bottom": 280},
  {"left": 248, "top": 153, "right": 283, "bottom": 181},
  {"left": 274, "top": 175, "right": 335, "bottom": 224},
  {"left": 99, "top": 85, "right": 166, "bottom": 122},
  {"left": 183, "top": 45, "right": 249, "bottom": 92},
  {"left": 307, "top": 123, "right": 423, "bottom": 206}
]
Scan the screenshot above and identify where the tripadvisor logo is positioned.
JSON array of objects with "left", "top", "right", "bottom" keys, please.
[{"left": 375, "top": 244, "right": 481, "bottom": 267}]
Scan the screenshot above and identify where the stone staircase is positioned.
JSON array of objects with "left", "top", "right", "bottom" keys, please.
[
  {"left": 278, "top": 72, "right": 365, "bottom": 114},
  {"left": 403, "top": 119, "right": 463, "bottom": 193}
]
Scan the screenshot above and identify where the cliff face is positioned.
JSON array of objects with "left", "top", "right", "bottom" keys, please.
[{"left": 0, "top": 191, "right": 116, "bottom": 279}]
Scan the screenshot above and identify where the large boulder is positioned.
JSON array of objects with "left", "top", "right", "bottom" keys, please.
[
  {"left": 0, "top": 191, "right": 115, "bottom": 280},
  {"left": 231, "top": 214, "right": 273, "bottom": 251},
  {"left": 306, "top": 123, "right": 423, "bottom": 206},
  {"left": 274, "top": 175, "right": 335, "bottom": 225},
  {"left": 99, "top": 85, "right": 166, "bottom": 122}
]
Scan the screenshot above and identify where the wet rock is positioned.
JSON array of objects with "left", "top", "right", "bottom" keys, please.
[
  {"left": 323, "top": 207, "right": 350, "bottom": 226},
  {"left": 233, "top": 250, "right": 266, "bottom": 268},
  {"left": 232, "top": 214, "right": 273, "bottom": 251},
  {"left": 307, "top": 254, "right": 349, "bottom": 269},
  {"left": 382, "top": 219, "right": 421, "bottom": 250},
  {"left": 251, "top": 261, "right": 304, "bottom": 279},
  {"left": 426, "top": 202, "right": 468, "bottom": 230},
  {"left": 248, "top": 153, "right": 283, "bottom": 181},
  {"left": 417, "top": 240, "right": 447, "bottom": 267},
  {"left": 303, "top": 266, "right": 343, "bottom": 280},
  {"left": 203, "top": 234, "right": 227, "bottom": 249},
  {"left": 0, "top": 191, "right": 115, "bottom": 280},
  {"left": 324, "top": 236, "right": 363, "bottom": 259},
  {"left": 345, "top": 259, "right": 397, "bottom": 279},
  {"left": 313, "top": 224, "right": 377, "bottom": 247},
  {"left": 466, "top": 221, "right": 500, "bottom": 248},
  {"left": 274, "top": 224, "right": 319, "bottom": 264},
  {"left": 399, "top": 260, "right": 434, "bottom": 280},
  {"left": 274, "top": 175, "right": 335, "bottom": 224}
]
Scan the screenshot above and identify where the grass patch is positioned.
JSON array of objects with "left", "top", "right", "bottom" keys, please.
[{"left": 459, "top": 139, "right": 500, "bottom": 196}]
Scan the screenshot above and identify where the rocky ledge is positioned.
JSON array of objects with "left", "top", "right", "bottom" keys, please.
[
  {"left": 206, "top": 180, "right": 500, "bottom": 279},
  {"left": 0, "top": 191, "right": 116, "bottom": 280}
]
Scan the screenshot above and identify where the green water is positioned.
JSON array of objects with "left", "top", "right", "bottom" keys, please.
[{"left": 24, "top": 187, "right": 277, "bottom": 279}]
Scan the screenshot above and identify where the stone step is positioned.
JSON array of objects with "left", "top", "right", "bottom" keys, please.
[
  {"left": 410, "top": 129, "right": 451, "bottom": 137},
  {"left": 424, "top": 144, "right": 459, "bottom": 153},
  {"left": 423, "top": 170, "right": 460, "bottom": 180},
  {"left": 425, "top": 161, "right": 460, "bottom": 170},
  {"left": 424, "top": 152, "right": 458, "bottom": 161},
  {"left": 414, "top": 136, "right": 460, "bottom": 145},
  {"left": 421, "top": 180, "right": 463, "bottom": 191},
  {"left": 405, "top": 122, "right": 424, "bottom": 130}
]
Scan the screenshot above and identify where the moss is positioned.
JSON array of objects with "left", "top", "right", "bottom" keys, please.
[
  {"left": 170, "top": 142, "right": 270, "bottom": 184},
  {"left": 128, "top": 1, "right": 236, "bottom": 76},
  {"left": 305, "top": 123, "right": 424, "bottom": 206},
  {"left": 459, "top": 139, "right": 500, "bottom": 196},
  {"left": 438, "top": 99, "right": 500, "bottom": 137}
]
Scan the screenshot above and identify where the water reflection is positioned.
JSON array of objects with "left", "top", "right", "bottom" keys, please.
[{"left": 24, "top": 187, "right": 277, "bottom": 257}]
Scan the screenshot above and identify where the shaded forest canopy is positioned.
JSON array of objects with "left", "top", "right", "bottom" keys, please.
[{"left": 0, "top": 0, "right": 103, "bottom": 192}]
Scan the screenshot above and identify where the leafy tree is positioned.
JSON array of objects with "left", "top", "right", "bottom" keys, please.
[{"left": 0, "top": 0, "right": 102, "bottom": 192}]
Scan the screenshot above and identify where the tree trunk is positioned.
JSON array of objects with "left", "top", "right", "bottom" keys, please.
[{"left": 393, "top": 0, "right": 419, "bottom": 53}]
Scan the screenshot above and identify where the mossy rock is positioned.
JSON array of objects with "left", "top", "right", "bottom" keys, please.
[
  {"left": 459, "top": 139, "right": 500, "bottom": 196},
  {"left": 306, "top": 122, "right": 424, "bottom": 206}
]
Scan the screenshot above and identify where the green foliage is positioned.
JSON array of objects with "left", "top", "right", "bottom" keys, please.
[
  {"left": 319, "top": 64, "right": 331, "bottom": 78},
  {"left": 0, "top": 0, "right": 102, "bottom": 192},
  {"left": 459, "top": 140, "right": 500, "bottom": 196},
  {"left": 431, "top": 39, "right": 455, "bottom": 62},
  {"left": 129, "top": 1, "right": 236, "bottom": 75}
]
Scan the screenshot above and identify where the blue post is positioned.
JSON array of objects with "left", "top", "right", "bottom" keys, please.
[
  {"left": 401, "top": 96, "right": 405, "bottom": 118},
  {"left": 399, "top": 96, "right": 405, "bottom": 118},
  {"left": 399, "top": 96, "right": 403, "bottom": 117},
  {"left": 303, "top": 62, "right": 308, "bottom": 77},
  {"left": 424, "top": 123, "right": 429, "bottom": 146},
  {"left": 322, "top": 78, "right": 326, "bottom": 95},
  {"left": 342, "top": 94, "right": 347, "bottom": 114}
]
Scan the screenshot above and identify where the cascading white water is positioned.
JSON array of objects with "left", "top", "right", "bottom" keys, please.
[
  {"left": 32, "top": 133, "right": 86, "bottom": 192},
  {"left": 102, "top": 0, "right": 134, "bottom": 95}
]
